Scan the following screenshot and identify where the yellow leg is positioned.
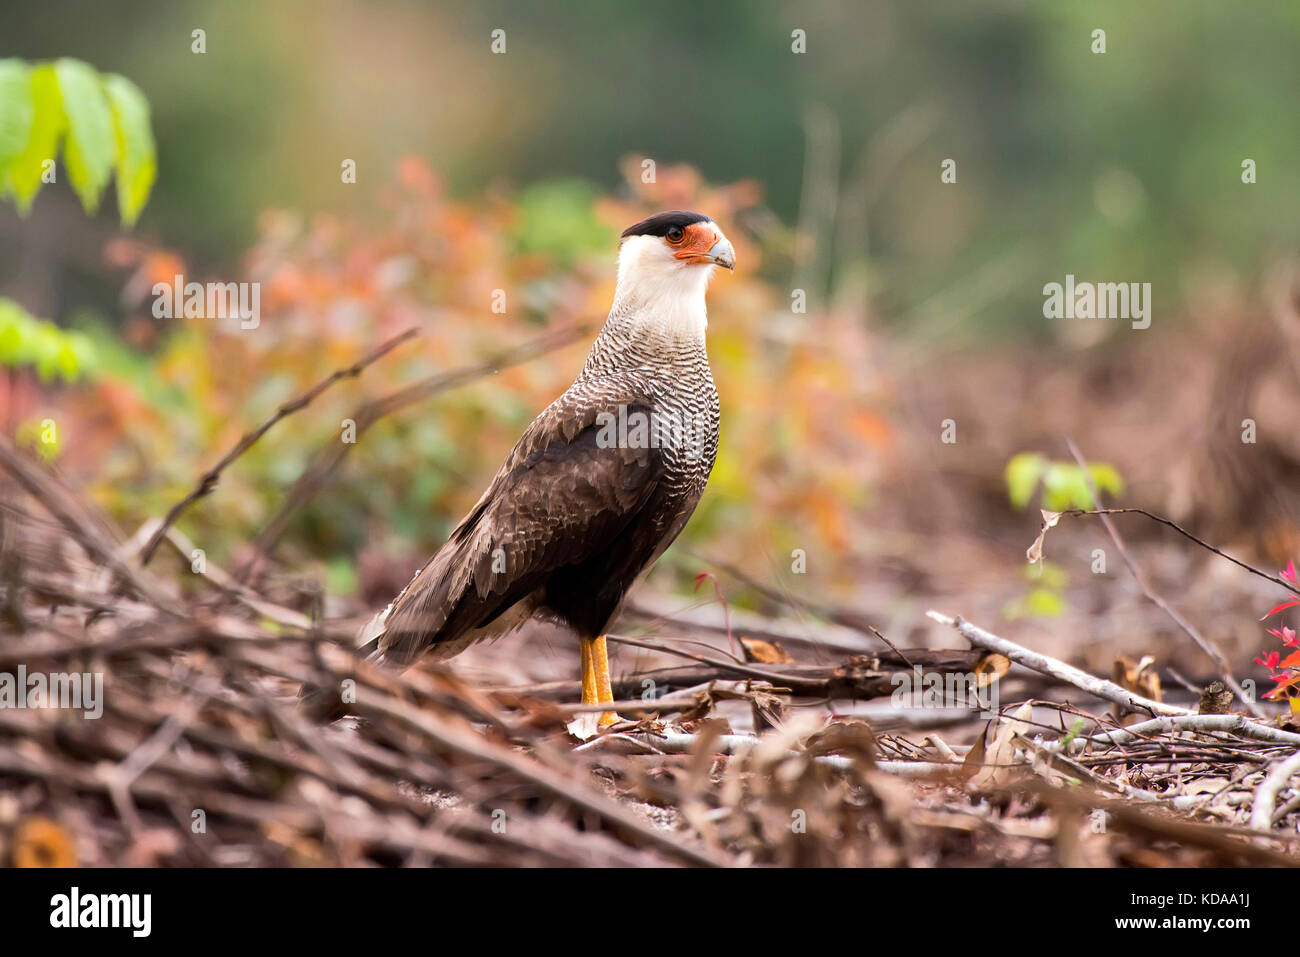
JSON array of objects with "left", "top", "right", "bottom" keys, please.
[{"left": 580, "top": 634, "right": 622, "bottom": 728}]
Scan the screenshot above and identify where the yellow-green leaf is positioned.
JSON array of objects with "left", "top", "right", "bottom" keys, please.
[
  {"left": 1005, "top": 452, "right": 1045, "bottom": 510},
  {"left": 54, "top": 58, "right": 113, "bottom": 214},
  {"left": 103, "top": 73, "right": 155, "bottom": 227},
  {"left": 5, "top": 65, "right": 62, "bottom": 213},
  {"left": 0, "top": 60, "right": 33, "bottom": 165},
  {"left": 1088, "top": 462, "right": 1125, "bottom": 501}
]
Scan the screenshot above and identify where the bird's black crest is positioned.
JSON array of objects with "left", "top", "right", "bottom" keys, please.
[{"left": 621, "top": 210, "right": 712, "bottom": 239}]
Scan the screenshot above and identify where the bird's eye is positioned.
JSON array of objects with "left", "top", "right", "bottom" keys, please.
[{"left": 665, "top": 226, "right": 685, "bottom": 244}]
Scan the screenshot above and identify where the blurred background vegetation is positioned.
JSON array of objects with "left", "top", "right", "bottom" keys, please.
[
  {"left": 3, "top": 1, "right": 1300, "bottom": 659},
  {"left": 5, "top": 0, "right": 1298, "bottom": 332}
]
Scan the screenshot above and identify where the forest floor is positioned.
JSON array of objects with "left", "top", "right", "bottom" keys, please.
[{"left": 5, "top": 426, "right": 1300, "bottom": 868}]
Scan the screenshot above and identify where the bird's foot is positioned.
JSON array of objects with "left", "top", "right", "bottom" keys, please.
[{"left": 571, "top": 635, "right": 624, "bottom": 739}]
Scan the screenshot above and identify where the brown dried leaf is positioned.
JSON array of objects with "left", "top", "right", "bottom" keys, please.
[
  {"left": 968, "top": 701, "right": 1036, "bottom": 790},
  {"left": 12, "top": 816, "right": 77, "bottom": 868},
  {"left": 974, "top": 653, "right": 1011, "bottom": 688},
  {"left": 1025, "top": 509, "right": 1062, "bottom": 564},
  {"left": 741, "top": 637, "right": 795, "bottom": 664},
  {"left": 1112, "top": 654, "right": 1162, "bottom": 725}
]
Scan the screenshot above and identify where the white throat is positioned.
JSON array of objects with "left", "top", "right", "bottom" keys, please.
[{"left": 608, "top": 234, "right": 712, "bottom": 342}]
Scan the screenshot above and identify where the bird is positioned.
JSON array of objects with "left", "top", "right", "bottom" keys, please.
[{"left": 358, "top": 210, "right": 735, "bottom": 730}]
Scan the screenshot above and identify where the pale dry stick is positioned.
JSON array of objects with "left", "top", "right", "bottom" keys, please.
[
  {"left": 1271, "top": 791, "right": 1300, "bottom": 825},
  {"left": 1064, "top": 437, "right": 1264, "bottom": 718},
  {"left": 1250, "top": 750, "right": 1300, "bottom": 831},
  {"left": 1011, "top": 733, "right": 1170, "bottom": 805},
  {"left": 559, "top": 679, "right": 778, "bottom": 715},
  {"left": 924, "top": 735, "right": 961, "bottom": 763},
  {"left": 1012, "top": 731, "right": 1266, "bottom": 811},
  {"left": 1051, "top": 713, "right": 1300, "bottom": 754},
  {"left": 139, "top": 327, "right": 419, "bottom": 566},
  {"left": 926, "top": 610, "right": 1188, "bottom": 718}
]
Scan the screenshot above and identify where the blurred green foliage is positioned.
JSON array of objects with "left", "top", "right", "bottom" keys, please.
[
  {"left": 0, "top": 57, "right": 155, "bottom": 224},
  {"left": 1003, "top": 560, "right": 1068, "bottom": 620},
  {"left": 0, "top": 297, "right": 97, "bottom": 382},
  {"left": 1005, "top": 452, "right": 1124, "bottom": 512},
  {"left": 511, "top": 180, "right": 607, "bottom": 263},
  {"left": 4, "top": 0, "right": 1296, "bottom": 336}
]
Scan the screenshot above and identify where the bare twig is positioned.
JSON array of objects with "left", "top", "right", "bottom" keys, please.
[
  {"left": 1044, "top": 505, "right": 1300, "bottom": 598},
  {"left": 139, "top": 327, "right": 419, "bottom": 565},
  {"left": 1064, "top": 437, "right": 1264, "bottom": 717},
  {"left": 243, "top": 325, "right": 590, "bottom": 575}
]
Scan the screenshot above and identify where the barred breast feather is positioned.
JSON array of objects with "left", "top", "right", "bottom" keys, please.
[{"left": 361, "top": 326, "right": 719, "bottom": 666}]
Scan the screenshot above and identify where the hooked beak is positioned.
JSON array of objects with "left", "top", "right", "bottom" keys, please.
[
  {"left": 670, "top": 221, "right": 737, "bottom": 271},
  {"left": 704, "top": 237, "right": 735, "bottom": 272}
]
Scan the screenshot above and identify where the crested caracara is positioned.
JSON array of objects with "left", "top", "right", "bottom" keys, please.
[{"left": 360, "top": 211, "right": 735, "bottom": 728}]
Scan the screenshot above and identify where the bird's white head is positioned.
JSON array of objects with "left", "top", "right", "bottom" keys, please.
[{"left": 610, "top": 211, "right": 735, "bottom": 339}]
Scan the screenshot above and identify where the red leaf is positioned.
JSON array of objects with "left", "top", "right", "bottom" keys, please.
[
  {"left": 1284, "top": 560, "right": 1298, "bottom": 585},
  {"left": 1265, "top": 672, "right": 1300, "bottom": 699},
  {"left": 1256, "top": 651, "right": 1281, "bottom": 671},
  {"left": 1260, "top": 599, "right": 1300, "bottom": 620},
  {"left": 1281, "top": 651, "right": 1300, "bottom": 669},
  {"left": 1269, "top": 626, "right": 1299, "bottom": 647}
]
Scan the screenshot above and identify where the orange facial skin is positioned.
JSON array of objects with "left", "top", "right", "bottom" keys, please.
[{"left": 668, "top": 221, "right": 725, "bottom": 264}]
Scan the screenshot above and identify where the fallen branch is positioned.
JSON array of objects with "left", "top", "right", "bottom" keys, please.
[
  {"left": 495, "top": 647, "right": 987, "bottom": 703},
  {"left": 1055, "top": 713, "right": 1300, "bottom": 753},
  {"left": 926, "top": 609, "right": 1187, "bottom": 718},
  {"left": 1251, "top": 750, "right": 1300, "bottom": 831}
]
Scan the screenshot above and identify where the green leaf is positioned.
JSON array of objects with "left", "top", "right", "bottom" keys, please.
[
  {"left": 1005, "top": 452, "right": 1045, "bottom": 509},
  {"left": 66, "top": 330, "right": 98, "bottom": 379},
  {"left": 1040, "top": 463, "right": 1097, "bottom": 510},
  {"left": 5, "top": 65, "right": 62, "bottom": 213},
  {"left": 512, "top": 179, "right": 608, "bottom": 262},
  {"left": 1025, "top": 559, "right": 1068, "bottom": 589},
  {"left": 0, "top": 299, "right": 33, "bottom": 365},
  {"left": 1088, "top": 462, "right": 1125, "bottom": 501},
  {"left": 0, "top": 298, "right": 97, "bottom": 383},
  {"left": 103, "top": 73, "right": 155, "bottom": 226},
  {"left": 31, "top": 321, "right": 65, "bottom": 382},
  {"left": 0, "top": 60, "right": 34, "bottom": 165},
  {"left": 1004, "top": 587, "right": 1066, "bottom": 620},
  {"left": 54, "top": 58, "right": 114, "bottom": 214}
]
